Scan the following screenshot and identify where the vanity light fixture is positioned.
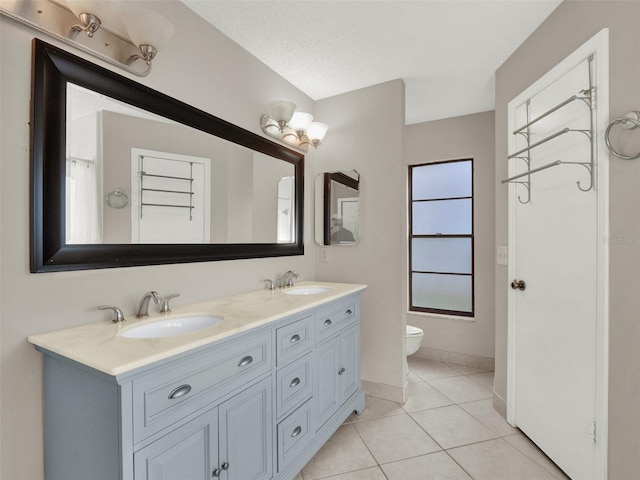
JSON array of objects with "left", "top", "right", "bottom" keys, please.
[
  {"left": 0, "top": 0, "right": 173, "bottom": 77},
  {"left": 261, "top": 100, "right": 329, "bottom": 150}
]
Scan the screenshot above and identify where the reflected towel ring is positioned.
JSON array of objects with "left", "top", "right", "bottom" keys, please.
[
  {"left": 605, "top": 111, "right": 640, "bottom": 160},
  {"left": 106, "top": 188, "right": 129, "bottom": 209}
]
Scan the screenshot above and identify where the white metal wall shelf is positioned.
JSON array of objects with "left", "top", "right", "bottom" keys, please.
[
  {"left": 139, "top": 159, "right": 195, "bottom": 220},
  {"left": 503, "top": 55, "right": 596, "bottom": 204}
]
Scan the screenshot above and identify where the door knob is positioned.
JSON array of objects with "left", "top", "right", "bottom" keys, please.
[{"left": 511, "top": 279, "right": 526, "bottom": 291}]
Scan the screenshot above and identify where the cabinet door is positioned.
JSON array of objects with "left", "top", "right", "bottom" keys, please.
[
  {"left": 219, "top": 377, "right": 273, "bottom": 480},
  {"left": 134, "top": 407, "right": 218, "bottom": 480},
  {"left": 338, "top": 325, "right": 360, "bottom": 403},
  {"left": 315, "top": 338, "right": 341, "bottom": 428}
]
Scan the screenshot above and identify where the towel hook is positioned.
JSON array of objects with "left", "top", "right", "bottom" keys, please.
[{"left": 604, "top": 111, "right": 640, "bottom": 160}]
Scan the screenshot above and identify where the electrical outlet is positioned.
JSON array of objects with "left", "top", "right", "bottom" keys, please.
[
  {"left": 320, "top": 247, "right": 329, "bottom": 263},
  {"left": 497, "top": 246, "right": 508, "bottom": 266}
]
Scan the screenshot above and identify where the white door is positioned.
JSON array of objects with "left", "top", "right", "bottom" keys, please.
[
  {"left": 131, "top": 148, "right": 211, "bottom": 243},
  {"left": 507, "top": 31, "right": 608, "bottom": 480}
]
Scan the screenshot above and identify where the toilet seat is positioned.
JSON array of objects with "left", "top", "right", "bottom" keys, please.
[{"left": 406, "top": 325, "right": 423, "bottom": 336}]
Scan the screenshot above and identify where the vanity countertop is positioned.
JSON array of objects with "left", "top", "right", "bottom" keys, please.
[{"left": 28, "top": 281, "right": 366, "bottom": 377}]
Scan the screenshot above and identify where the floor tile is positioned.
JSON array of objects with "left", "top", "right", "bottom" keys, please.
[
  {"left": 293, "top": 473, "right": 303, "bottom": 480},
  {"left": 466, "top": 371, "right": 495, "bottom": 391},
  {"left": 409, "top": 358, "right": 461, "bottom": 381},
  {"left": 402, "top": 381, "right": 453, "bottom": 412},
  {"left": 410, "top": 405, "right": 498, "bottom": 449},
  {"left": 428, "top": 375, "right": 492, "bottom": 403},
  {"left": 319, "top": 466, "right": 387, "bottom": 479},
  {"left": 504, "top": 432, "right": 571, "bottom": 479},
  {"left": 353, "top": 414, "right": 441, "bottom": 464},
  {"left": 301, "top": 424, "right": 376, "bottom": 480},
  {"left": 448, "top": 438, "right": 557, "bottom": 479},
  {"left": 381, "top": 451, "right": 472, "bottom": 480},
  {"left": 348, "top": 394, "right": 404, "bottom": 423},
  {"left": 407, "top": 371, "right": 423, "bottom": 383},
  {"left": 458, "top": 398, "right": 516, "bottom": 437},
  {"left": 446, "top": 363, "right": 489, "bottom": 375}
]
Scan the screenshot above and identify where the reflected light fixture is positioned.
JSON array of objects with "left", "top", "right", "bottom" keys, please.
[
  {"left": 0, "top": 0, "right": 173, "bottom": 77},
  {"left": 261, "top": 100, "right": 329, "bottom": 150}
]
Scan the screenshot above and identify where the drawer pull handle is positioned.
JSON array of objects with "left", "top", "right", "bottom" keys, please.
[
  {"left": 291, "top": 426, "right": 302, "bottom": 437},
  {"left": 290, "top": 334, "right": 301, "bottom": 343},
  {"left": 289, "top": 377, "right": 301, "bottom": 388},
  {"left": 346, "top": 309, "right": 353, "bottom": 315},
  {"left": 168, "top": 384, "right": 192, "bottom": 400},
  {"left": 238, "top": 355, "right": 253, "bottom": 367},
  {"left": 338, "top": 367, "right": 346, "bottom": 375},
  {"left": 324, "top": 319, "right": 332, "bottom": 327}
]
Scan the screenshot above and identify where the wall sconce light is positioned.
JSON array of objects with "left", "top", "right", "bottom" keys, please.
[
  {"left": 0, "top": 0, "right": 173, "bottom": 77},
  {"left": 261, "top": 100, "right": 329, "bottom": 151}
]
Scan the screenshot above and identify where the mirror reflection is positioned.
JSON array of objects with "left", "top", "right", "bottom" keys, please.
[
  {"left": 315, "top": 170, "right": 360, "bottom": 245},
  {"left": 66, "top": 84, "right": 295, "bottom": 245}
]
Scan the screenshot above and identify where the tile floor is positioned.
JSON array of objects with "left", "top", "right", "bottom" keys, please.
[{"left": 293, "top": 357, "right": 570, "bottom": 480}]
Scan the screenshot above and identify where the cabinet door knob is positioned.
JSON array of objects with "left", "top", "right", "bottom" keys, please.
[
  {"left": 324, "top": 319, "right": 332, "bottom": 327},
  {"left": 346, "top": 309, "right": 353, "bottom": 315},
  {"left": 291, "top": 426, "right": 302, "bottom": 437},
  {"left": 289, "top": 334, "right": 301, "bottom": 343},
  {"left": 338, "top": 367, "right": 346, "bottom": 375},
  {"left": 289, "top": 377, "right": 301, "bottom": 388},
  {"left": 212, "top": 468, "right": 221, "bottom": 477},
  {"left": 237, "top": 355, "right": 253, "bottom": 367},
  {"left": 221, "top": 462, "right": 229, "bottom": 471},
  {"left": 511, "top": 279, "right": 526, "bottom": 291},
  {"left": 168, "top": 384, "right": 192, "bottom": 400}
]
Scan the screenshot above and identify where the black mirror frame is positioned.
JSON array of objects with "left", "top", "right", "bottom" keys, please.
[{"left": 30, "top": 39, "right": 304, "bottom": 272}]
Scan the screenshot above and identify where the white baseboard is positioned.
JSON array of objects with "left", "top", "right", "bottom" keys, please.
[
  {"left": 412, "top": 346, "right": 495, "bottom": 371},
  {"left": 361, "top": 379, "right": 407, "bottom": 404},
  {"left": 493, "top": 392, "right": 507, "bottom": 419}
]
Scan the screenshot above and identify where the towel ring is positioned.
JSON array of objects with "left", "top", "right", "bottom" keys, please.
[
  {"left": 604, "top": 111, "right": 640, "bottom": 160},
  {"left": 106, "top": 188, "right": 129, "bottom": 209}
]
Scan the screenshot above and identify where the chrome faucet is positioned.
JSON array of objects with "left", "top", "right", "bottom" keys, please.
[
  {"left": 136, "top": 291, "right": 160, "bottom": 318},
  {"left": 278, "top": 270, "right": 299, "bottom": 288}
]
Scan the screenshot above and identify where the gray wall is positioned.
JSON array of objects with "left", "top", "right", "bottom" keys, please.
[
  {"left": 494, "top": 1, "right": 640, "bottom": 477},
  {"left": 405, "top": 111, "right": 496, "bottom": 360},
  {"left": 0, "top": 2, "right": 317, "bottom": 479},
  {"left": 314, "top": 80, "right": 407, "bottom": 401}
]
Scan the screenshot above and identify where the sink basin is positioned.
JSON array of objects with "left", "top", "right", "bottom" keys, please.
[
  {"left": 283, "top": 286, "right": 332, "bottom": 296},
  {"left": 121, "top": 315, "right": 223, "bottom": 339}
]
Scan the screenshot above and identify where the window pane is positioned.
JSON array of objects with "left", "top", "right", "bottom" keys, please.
[
  {"left": 412, "top": 273, "right": 472, "bottom": 313},
  {"left": 412, "top": 237, "right": 471, "bottom": 274},
  {"left": 412, "top": 161, "right": 471, "bottom": 200},
  {"left": 412, "top": 199, "right": 471, "bottom": 235}
]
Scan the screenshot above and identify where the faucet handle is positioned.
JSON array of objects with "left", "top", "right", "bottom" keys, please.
[
  {"left": 264, "top": 279, "right": 276, "bottom": 291},
  {"left": 99, "top": 305, "right": 125, "bottom": 323},
  {"left": 158, "top": 293, "right": 180, "bottom": 313}
]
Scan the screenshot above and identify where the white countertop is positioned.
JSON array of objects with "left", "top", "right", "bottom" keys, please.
[{"left": 28, "top": 281, "right": 366, "bottom": 377}]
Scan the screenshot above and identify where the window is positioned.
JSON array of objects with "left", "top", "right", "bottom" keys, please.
[{"left": 409, "top": 159, "right": 474, "bottom": 316}]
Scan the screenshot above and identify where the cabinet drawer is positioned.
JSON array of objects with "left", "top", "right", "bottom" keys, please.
[
  {"left": 132, "top": 330, "right": 271, "bottom": 443},
  {"left": 276, "top": 353, "right": 313, "bottom": 418},
  {"left": 276, "top": 315, "right": 313, "bottom": 366},
  {"left": 315, "top": 299, "right": 357, "bottom": 344},
  {"left": 277, "top": 398, "right": 314, "bottom": 473}
]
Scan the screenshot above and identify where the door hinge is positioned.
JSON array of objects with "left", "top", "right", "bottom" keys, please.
[{"left": 590, "top": 421, "right": 597, "bottom": 443}]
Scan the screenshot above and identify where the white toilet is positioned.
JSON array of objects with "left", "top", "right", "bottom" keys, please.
[{"left": 406, "top": 325, "right": 424, "bottom": 356}]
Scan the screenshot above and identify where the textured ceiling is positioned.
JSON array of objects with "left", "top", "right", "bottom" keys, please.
[{"left": 182, "top": 0, "right": 561, "bottom": 125}]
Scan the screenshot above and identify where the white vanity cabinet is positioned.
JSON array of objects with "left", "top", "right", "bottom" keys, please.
[{"left": 33, "top": 287, "right": 365, "bottom": 480}]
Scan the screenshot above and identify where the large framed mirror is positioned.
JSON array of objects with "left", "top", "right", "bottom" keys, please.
[
  {"left": 30, "top": 39, "right": 304, "bottom": 272},
  {"left": 314, "top": 170, "right": 360, "bottom": 246}
]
